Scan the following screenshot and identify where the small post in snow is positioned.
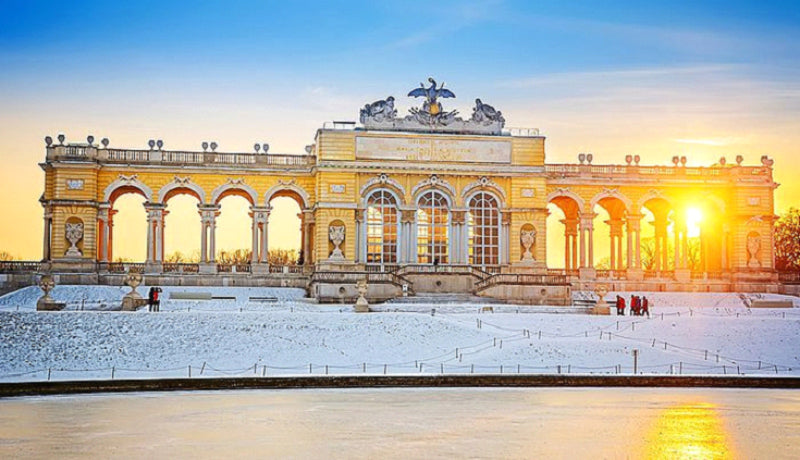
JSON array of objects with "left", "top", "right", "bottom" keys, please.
[
  {"left": 111, "top": 366, "right": 115, "bottom": 380},
  {"left": 188, "top": 365, "right": 192, "bottom": 378},
  {"left": 383, "top": 364, "right": 387, "bottom": 375},
  {"left": 47, "top": 368, "right": 51, "bottom": 381},
  {"left": 262, "top": 366, "right": 267, "bottom": 377},
  {"left": 633, "top": 349, "right": 639, "bottom": 374}
]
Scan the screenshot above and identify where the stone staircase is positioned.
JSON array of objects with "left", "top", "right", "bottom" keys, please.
[{"left": 385, "top": 293, "right": 506, "bottom": 304}]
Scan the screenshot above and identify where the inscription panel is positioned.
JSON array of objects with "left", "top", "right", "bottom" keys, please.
[{"left": 356, "top": 136, "right": 511, "bottom": 164}]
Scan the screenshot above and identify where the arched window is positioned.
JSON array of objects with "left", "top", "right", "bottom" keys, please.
[
  {"left": 366, "top": 190, "right": 398, "bottom": 264},
  {"left": 417, "top": 189, "right": 449, "bottom": 264},
  {"left": 468, "top": 192, "right": 500, "bottom": 266}
]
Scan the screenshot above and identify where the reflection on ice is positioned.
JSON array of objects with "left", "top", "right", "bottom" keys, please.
[{"left": 644, "top": 402, "right": 733, "bottom": 459}]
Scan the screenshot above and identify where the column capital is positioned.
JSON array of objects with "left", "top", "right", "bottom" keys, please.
[
  {"left": 450, "top": 210, "right": 467, "bottom": 225},
  {"left": 401, "top": 209, "right": 416, "bottom": 224}
]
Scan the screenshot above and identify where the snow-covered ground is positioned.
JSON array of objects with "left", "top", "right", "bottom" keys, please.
[{"left": 0, "top": 286, "right": 798, "bottom": 382}]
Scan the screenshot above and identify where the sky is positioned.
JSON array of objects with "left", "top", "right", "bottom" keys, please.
[{"left": 0, "top": 0, "right": 798, "bottom": 260}]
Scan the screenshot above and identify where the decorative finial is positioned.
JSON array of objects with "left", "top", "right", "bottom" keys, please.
[
  {"left": 101, "top": 138, "right": 109, "bottom": 148},
  {"left": 254, "top": 143, "right": 261, "bottom": 153},
  {"left": 202, "top": 141, "right": 209, "bottom": 152},
  {"left": 44, "top": 136, "right": 53, "bottom": 147},
  {"left": 148, "top": 139, "right": 155, "bottom": 150},
  {"left": 57, "top": 134, "right": 65, "bottom": 145},
  {"left": 262, "top": 143, "right": 269, "bottom": 153},
  {"left": 634, "top": 154, "right": 640, "bottom": 165},
  {"left": 680, "top": 156, "right": 687, "bottom": 166},
  {"left": 210, "top": 142, "right": 218, "bottom": 152},
  {"left": 304, "top": 145, "right": 313, "bottom": 154},
  {"left": 156, "top": 139, "right": 163, "bottom": 150},
  {"left": 736, "top": 155, "right": 743, "bottom": 165},
  {"left": 87, "top": 135, "right": 95, "bottom": 145},
  {"left": 719, "top": 156, "right": 726, "bottom": 166},
  {"left": 672, "top": 156, "right": 680, "bottom": 166},
  {"left": 625, "top": 154, "right": 632, "bottom": 165},
  {"left": 578, "top": 153, "right": 586, "bottom": 164},
  {"left": 586, "top": 153, "right": 593, "bottom": 164}
]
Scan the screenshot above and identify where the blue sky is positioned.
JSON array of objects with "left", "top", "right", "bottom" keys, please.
[{"left": 0, "top": 0, "right": 798, "bottom": 258}]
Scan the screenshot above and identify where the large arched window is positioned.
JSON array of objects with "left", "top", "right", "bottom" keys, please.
[
  {"left": 417, "top": 189, "right": 449, "bottom": 264},
  {"left": 366, "top": 190, "right": 399, "bottom": 264},
  {"left": 468, "top": 192, "right": 500, "bottom": 266}
]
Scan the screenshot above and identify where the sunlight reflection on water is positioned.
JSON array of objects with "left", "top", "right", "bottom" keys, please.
[{"left": 0, "top": 388, "right": 797, "bottom": 459}]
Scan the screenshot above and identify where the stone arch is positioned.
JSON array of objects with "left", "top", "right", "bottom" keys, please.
[
  {"left": 157, "top": 178, "right": 206, "bottom": 204},
  {"left": 103, "top": 175, "right": 153, "bottom": 204},
  {"left": 265, "top": 181, "right": 310, "bottom": 209},
  {"left": 636, "top": 189, "right": 674, "bottom": 212},
  {"left": 211, "top": 180, "right": 258, "bottom": 206},
  {"left": 461, "top": 177, "right": 506, "bottom": 207},
  {"left": 547, "top": 188, "right": 586, "bottom": 211},
  {"left": 589, "top": 188, "right": 632, "bottom": 214},
  {"left": 362, "top": 186, "right": 404, "bottom": 208},
  {"left": 412, "top": 175, "right": 456, "bottom": 206},
  {"left": 361, "top": 176, "right": 406, "bottom": 207}
]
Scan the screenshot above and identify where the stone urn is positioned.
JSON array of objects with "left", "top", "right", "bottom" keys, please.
[
  {"left": 121, "top": 271, "right": 145, "bottom": 311},
  {"left": 36, "top": 274, "right": 63, "bottom": 311},
  {"left": 354, "top": 279, "right": 370, "bottom": 313},
  {"left": 64, "top": 222, "right": 84, "bottom": 258},
  {"left": 329, "top": 225, "right": 345, "bottom": 261},
  {"left": 520, "top": 229, "right": 536, "bottom": 262},
  {"left": 592, "top": 284, "right": 611, "bottom": 315}
]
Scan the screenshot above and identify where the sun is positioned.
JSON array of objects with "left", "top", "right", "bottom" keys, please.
[{"left": 686, "top": 207, "right": 703, "bottom": 238}]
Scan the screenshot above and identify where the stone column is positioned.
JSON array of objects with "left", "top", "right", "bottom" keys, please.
[
  {"left": 354, "top": 208, "right": 363, "bottom": 263},
  {"left": 42, "top": 207, "right": 53, "bottom": 261},
  {"left": 578, "top": 212, "right": 596, "bottom": 279},
  {"left": 198, "top": 204, "right": 220, "bottom": 271},
  {"left": 144, "top": 203, "right": 166, "bottom": 271},
  {"left": 400, "top": 210, "right": 416, "bottom": 264},
  {"left": 302, "top": 209, "right": 314, "bottom": 265},
  {"left": 500, "top": 211, "right": 511, "bottom": 266},
  {"left": 721, "top": 223, "right": 729, "bottom": 270},
  {"left": 97, "top": 204, "right": 111, "bottom": 263},
  {"left": 451, "top": 210, "right": 467, "bottom": 264}
]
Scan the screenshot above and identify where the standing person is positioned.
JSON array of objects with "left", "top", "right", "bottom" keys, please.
[
  {"left": 642, "top": 296, "right": 650, "bottom": 317},
  {"left": 619, "top": 296, "right": 626, "bottom": 316},
  {"left": 147, "top": 287, "right": 154, "bottom": 312},
  {"left": 153, "top": 287, "right": 161, "bottom": 312}
]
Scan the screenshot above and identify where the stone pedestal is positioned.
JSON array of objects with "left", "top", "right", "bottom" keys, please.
[
  {"left": 626, "top": 268, "right": 644, "bottom": 281},
  {"left": 251, "top": 263, "right": 270, "bottom": 274},
  {"left": 579, "top": 267, "right": 597, "bottom": 280},
  {"left": 145, "top": 262, "right": 163, "bottom": 274},
  {"left": 199, "top": 263, "right": 217, "bottom": 274},
  {"left": 37, "top": 298, "right": 65, "bottom": 311},
  {"left": 354, "top": 279, "right": 370, "bottom": 313},
  {"left": 592, "top": 284, "right": 610, "bottom": 315},
  {"left": 674, "top": 268, "right": 691, "bottom": 283}
]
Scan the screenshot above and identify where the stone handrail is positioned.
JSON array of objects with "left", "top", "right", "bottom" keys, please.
[
  {"left": 545, "top": 163, "right": 771, "bottom": 179},
  {"left": 475, "top": 273, "right": 569, "bottom": 291},
  {"left": 0, "top": 261, "right": 46, "bottom": 273},
  {"left": 48, "top": 145, "right": 315, "bottom": 168}
]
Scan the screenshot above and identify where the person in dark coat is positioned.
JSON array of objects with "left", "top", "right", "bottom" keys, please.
[
  {"left": 642, "top": 296, "right": 650, "bottom": 317},
  {"left": 152, "top": 287, "right": 161, "bottom": 312},
  {"left": 147, "top": 287, "right": 155, "bottom": 312}
]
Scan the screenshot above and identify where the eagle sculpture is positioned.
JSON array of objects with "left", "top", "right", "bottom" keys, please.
[{"left": 408, "top": 77, "right": 455, "bottom": 116}]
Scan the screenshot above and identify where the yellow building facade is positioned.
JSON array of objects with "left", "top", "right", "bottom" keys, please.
[{"left": 38, "top": 82, "right": 780, "bottom": 300}]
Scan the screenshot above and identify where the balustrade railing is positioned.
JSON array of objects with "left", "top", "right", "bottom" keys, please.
[
  {"left": 475, "top": 273, "right": 569, "bottom": 291},
  {"left": 778, "top": 271, "right": 800, "bottom": 283},
  {"left": 107, "top": 149, "right": 151, "bottom": 162},
  {"left": 162, "top": 263, "right": 200, "bottom": 274},
  {"left": 545, "top": 163, "right": 769, "bottom": 179},
  {"left": 0, "top": 261, "right": 44, "bottom": 272}
]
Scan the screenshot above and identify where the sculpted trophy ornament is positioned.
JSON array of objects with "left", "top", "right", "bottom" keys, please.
[
  {"left": 359, "top": 77, "right": 506, "bottom": 134},
  {"left": 359, "top": 96, "right": 396, "bottom": 123},
  {"left": 329, "top": 225, "right": 346, "bottom": 260},
  {"left": 64, "top": 222, "right": 84, "bottom": 257},
  {"left": 520, "top": 228, "right": 536, "bottom": 262},
  {"left": 747, "top": 233, "right": 761, "bottom": 268},
  {"left": 354, "top": 278, "right": 370, "bottom": 313}
]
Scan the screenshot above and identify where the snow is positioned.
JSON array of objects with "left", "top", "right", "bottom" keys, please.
[{"left": 0, "top": 286, "right": 798, "bottom": 382}]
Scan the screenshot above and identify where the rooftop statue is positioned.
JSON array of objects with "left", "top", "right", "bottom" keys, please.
[
  {"left": 359, "top": 77, "right": 506, "bottom": 135},
  {"left": 359, "top": 96, "right": 396, "bottom": 124}
]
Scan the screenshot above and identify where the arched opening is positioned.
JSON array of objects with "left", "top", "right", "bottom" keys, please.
[
  {"left": 416, "top": 189, "right": 450, "bottom": 265},
  {"left": 267, "top": 196, "right": 303, "bottom": 265},
  {"left": 467, "top": 192, "right": 500, "bottom": 267},
  {"left": 546, "top": 196, "right": 581, "bottom": 271},
  {"left": 593, "top": 197, "right": 628, "bottom": 271},
  {"left": 641, "top": 198, "right": 674, "bottom": 272},
  {"left": 215, "top": 194, "right": 252, "bottom": 264},
  {"left": 365, "top": 189, "right": 399, "bottom": 265},
  {"left": 163, "top": 192, "right": 202, "bottom": 263},
  {"left": 110, "top": 193, "right": 147, "bottom": 262}
]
